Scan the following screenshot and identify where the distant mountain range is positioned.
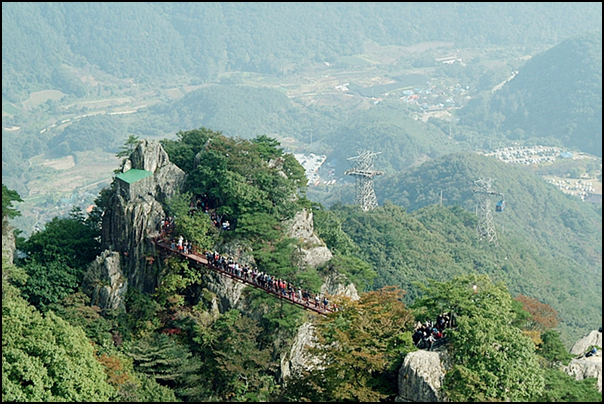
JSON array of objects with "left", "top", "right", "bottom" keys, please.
[{"left": 460, "top": 31, "right": 602, "bottom": 157}]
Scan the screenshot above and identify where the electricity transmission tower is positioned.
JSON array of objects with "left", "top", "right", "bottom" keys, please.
[
  {"left": 344, "top": 150, "right": 384, "bottom": 211},
  {"left": 473, "top": 178, "right": 502, "bottom": 246}
]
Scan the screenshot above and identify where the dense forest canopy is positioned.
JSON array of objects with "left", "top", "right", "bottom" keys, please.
[{"left": 2, "top": 2, "right": 602, "bottom": 101}]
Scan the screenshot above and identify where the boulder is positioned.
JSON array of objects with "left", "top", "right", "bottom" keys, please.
[
  {"left": 564, "top": 353, "right": 602, "bottom": 392},
  {"left": 570, "top": 330, "right": 603, "bottom": 355},
  {"left": 396, "top": 350, "right": 450, "bottom": 402}
]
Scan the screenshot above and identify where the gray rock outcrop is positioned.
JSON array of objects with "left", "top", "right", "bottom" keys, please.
[
  {"left": 87, "top": 140, "right": 185, "bottom": 310},
  {"left": 565, "top": 330, "right": 603, "bottom": 392},
  {"left": 121, "top": 140, "right": 185, "bottom": 203},
  {"left": 570, "top": 330, "right": 603, "bottom": 355},
  {"left": 396, "top": 350, "right": 451, "bottom": 402},
  {"left": 281, "top": 322, "right": 323, "bottom": 381},
  {"left": 284, "top": 209, "right": 332, "bottom": 269},
  {"left": 564, "top": 353, "right": 602, "bottom": 392},
  {"left": 320, "top": 271, "right": 360, "bottom": 301},
  {"left": 200, "top": 270, "right": 248, "bottom": 313},
  {"left": 83, "top": 250, "right": 128, "bottom": 311},
  {"left": 2, "top": 217, "right": 16, "bottom": 265}
]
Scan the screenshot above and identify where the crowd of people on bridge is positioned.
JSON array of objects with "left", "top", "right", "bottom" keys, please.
[
  {"left": 204, "top": 251, "right": 333, "bottom": 312},
  {"left": 157, "top": 212, "right": 334, "bottom": 313},
  {"left": 412, "top": 313, "right": 454, "bottom": 350}
]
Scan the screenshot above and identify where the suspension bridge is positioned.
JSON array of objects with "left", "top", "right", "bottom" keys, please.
[{"left": 152, "top": 237, "right": 334, "bottom": 315}]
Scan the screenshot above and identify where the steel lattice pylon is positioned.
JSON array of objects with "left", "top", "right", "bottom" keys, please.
[
  {"left": 344, "top": 150, "right": 384, "bottom": 211},
  {"left": 473, "top": 178, "right": 502, "bottom": 246}
]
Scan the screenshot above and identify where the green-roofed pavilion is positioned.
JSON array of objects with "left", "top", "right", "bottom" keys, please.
[
  {"left": 115, "top": 168, "right": 154, "bottom": 200},
  {"left": 116, "top": 169, "right": 153, "bottom": 184}
]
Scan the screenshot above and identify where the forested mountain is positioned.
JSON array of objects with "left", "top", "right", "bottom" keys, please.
[
  {"left": 460, "top": 31, "right": 602, "bottom": 156},
  {"left": 3, "top": 3, "right": 602, "bottom": 101},
  {"left": 317, "top": 202, "right": 599, "bottom": 345},
  {"left": 370, "top": 152, "right": 601, "bottom": 342},
  {"left": 378, "top": 152, "right": 601, "bottom": 269},
  {"left": 326, "top": 102, "right": 461, "bottom": 175}
]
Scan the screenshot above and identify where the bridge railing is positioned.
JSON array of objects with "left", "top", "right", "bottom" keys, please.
[{"left": 152, "top": 237, "right": 333, "bottom": 315}]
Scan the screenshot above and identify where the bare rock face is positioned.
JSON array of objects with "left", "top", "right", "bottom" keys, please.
[
  {"left": 83, "top": 250, "right": 127, "bottom": 311},
  {"left": 121, "top": 139, "right": 185, "bottom": 203},
  {"left": 284, "top": 209, "right": 332, "bottom": 269},
  {"left": 565, "top": 330, "right": 603, "bottom": 392},
  {"left": 321, "top": 271, "right": 360, "bottom": 301},
  {"left": 282, "top": 322, "right": 323, "bottom": 381},
  {"left": 570, "top": 330, "right": 603, "bottom": 355},
  {"left": 2, "top": 217, "right": 16, "bottom": 265},
  {"left": 90, "top": 140, "right": 185, "bottom": 310},
  {"left": 396, "top": 350, "right": 451, "bottom": 402},
  {"left": 215, "top": 238, "right": 256, "bottom": 268},
  {"left": 101, "top": 193, "right": 165, "bottom": 295},
  {"left": 564, "top": 354, "right": 602, "bottom": 392},
  {"left": 200, "top": 270, "right": 248, "bottom": 313}
]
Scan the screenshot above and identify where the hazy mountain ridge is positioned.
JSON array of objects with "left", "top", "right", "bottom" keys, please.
[
  {"left": 377, "top": 152, "right": 602, "bottom": 269},
  {"left": 3, "top": 3, "right": 602, "bottom": 101},
  {"left": 460, "top": 31, "right": 602, "bottom": 156}
]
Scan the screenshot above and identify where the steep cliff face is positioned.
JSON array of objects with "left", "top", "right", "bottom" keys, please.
[
  {"left": 86, "top": 140, "right": 185, "bottom": 310},
  {"left": 83, "top": 250, "right": 127, "bottom": 310},
  {"left": 565, "top": 330, "right": 603, "bottom": 392},
  {"left": 281, "top": 322, "right": 322, "bottom": 380},
  {"left": 396, "top": 350, "right": 451, "bottom": 402},
  {"left": 281, "top": 274, "right": 360, "bottom": 382},
  {"left": 284, "top": 209, "right": 333, "bottom": 269}
]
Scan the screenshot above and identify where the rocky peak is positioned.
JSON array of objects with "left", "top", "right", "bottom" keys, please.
[
  {"left": 86, "top": 140, "right": 185, "bottom": 310},
  {"left": 122, "top": 139, "right": 170, "bottom": 174},
  {"left": 121, "top": 139, "right": 186, "bottom": 203},
  {"left": 396, "top": 350, "right": 451, "bottom": 402}
]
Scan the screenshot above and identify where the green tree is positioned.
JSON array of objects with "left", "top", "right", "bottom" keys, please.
[
  {"left": 413, "top": 274, "right": 545, "bottom": 402},
  {"left": 532, "top": 367, "right": 601, "bottom": 402},
  {"left": 2, "top": 268, "right": 115, "bottom": 401},
  {"left": 166, "top": 190, "right": 215, "bottom": 251},
  {"left": 20, "top": 215, "right": 101, "bottom": 270},
  {"left": 116, "top": 134, "right": 141, "bottom": 158},
  {"left": 127, "top": 332, "right": 201, "bottom": 388},
  {"left": 20, "top": 259, "right": 81, "bottom": 310},
  {"left": 539, "top": 329, "right": 574, "bottom": 366},
  {"left": 2, "top": 184, "right": 23, "bottom": 220},
  {"left": 190, "top": 309, "right": 274, "bottom": 401},
  {"left": 284, "top": 287, "right": 415, "bottom": 402}
]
